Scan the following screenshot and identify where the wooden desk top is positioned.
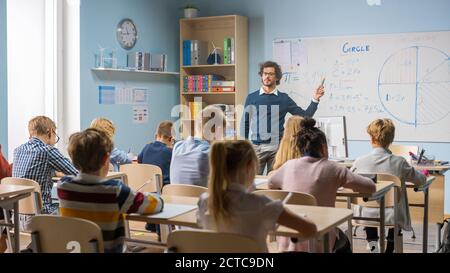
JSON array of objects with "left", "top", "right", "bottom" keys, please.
[
  {"left": 336, "top": 180, "right": 394, "bottom": 200},
  {"left": 255, "top": 176, "right": 393, "bottom": 202},
  {"left": 275, "top": 205, "right": 353, "bottom": 238},
  {"left": 340, "top": 161, "right": 450, "bottom": 174},
  {"left": 0, "top": 184, "right": 35, "bottom": 198},
  {"left": 405, "top": 175, "right": 436, "bottom": 191},
  {"left": 126, "top": 194, "right": 353, "bottom": 240}
]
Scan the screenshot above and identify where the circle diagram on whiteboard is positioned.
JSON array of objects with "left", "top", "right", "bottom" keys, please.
[{"left": 378, "top": 46, "right": 450, "bottom": 127}]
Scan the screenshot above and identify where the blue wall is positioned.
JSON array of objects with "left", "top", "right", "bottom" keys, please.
[
  {"left": 192, "top": 0, "right": 450, "bottom": 212},
  {"left": 80, "top": 0, "right": 180, "bottom": 154},
  {"left": 0, "top": 0, "right": 7, "bottom": 156}
]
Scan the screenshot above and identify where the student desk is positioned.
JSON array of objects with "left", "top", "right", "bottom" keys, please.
[
  {"left": 340, "top": 161, "right": 449, "bottom": 252},
  {"left": 126, "top": 195, "right": 353, "bottom": 253},
  {"left": 254, "top": 177, "right": 394, "bottom": 253},
  {"left": 406, "top": 176, "right": 435, "bottom": 253},
  {"left": 0, "top": 184, "right": 35, "bottom": 253},
  {"left": 336, "top": 181, "right": 395, "bottom": 253}
]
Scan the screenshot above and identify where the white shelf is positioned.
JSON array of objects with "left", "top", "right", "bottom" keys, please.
[{"left": 91, "top": 68, "right": 180, "bottom": 76}]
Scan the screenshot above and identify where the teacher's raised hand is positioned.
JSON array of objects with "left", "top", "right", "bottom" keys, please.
[{"left": 313, "top": 84, "right": 325, "bottom": 101}]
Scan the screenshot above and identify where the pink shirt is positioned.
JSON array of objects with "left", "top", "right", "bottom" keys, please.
[{"left": 268, "top": 156, "right": 376, "bottom": 252}]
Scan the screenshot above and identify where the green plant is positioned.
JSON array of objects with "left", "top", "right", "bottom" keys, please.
[{"left": 184, "top": 4, "right": 199, "bottom": 10}]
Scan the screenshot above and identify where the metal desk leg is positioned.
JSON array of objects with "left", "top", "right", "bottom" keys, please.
[
  {"left": 13, "top": 202, "right": 19, "bottom": 253},
  {"left": 379, "top": 197, "right": 385, "bottom": 253},
  {"left": 323, "top": 233, "right": 330, "bottom": 253},
  {"left": 393, "top": 187, "right": 402, "bottom": 253},
  {"left": 3, "top": 208, "right": 13, "bottom": 252},
  {"left": 423, "top": 188, "right": 429, "bottom": 253},
  {"left": 435, "top": 222, "right": 442, "bottom": 252},
  {"left": 346, "top": 197, "right": 353, "bottom": 251}
]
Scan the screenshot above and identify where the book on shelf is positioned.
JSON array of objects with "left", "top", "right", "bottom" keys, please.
[
  {"left": 211, "top": 86, "right": 235, "bottom": 92},
  {"left": 183, "top": 40, "right": 191, "bottom": 66},
  {"left": 184, "top": 40, "right": 208, "bottom": 66},
  {"left": 183, "top": 74, "right": 225, "bottom": 93},
  {"left": 187, "top": 101, "right": 207, "bottom": 120},
  {"left": 150, "top": 54, "right": 167, "bottom": 72},
  {"left": 210, "top": 80, "right": 235, "bottom": 87},
  {"left": 223, "top": 37, "right": 235, "bottom": 64}
]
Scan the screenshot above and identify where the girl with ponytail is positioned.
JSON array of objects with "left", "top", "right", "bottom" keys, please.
[
  {"left": 197, "top": 140, "right": 317, "bottom": 252},
  {"left": 268, "top": 118, "right": 376, "bottom": 252}
]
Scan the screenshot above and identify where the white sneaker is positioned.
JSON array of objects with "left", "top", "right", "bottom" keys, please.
[{"left": 366, "top": 241, "right": 379, "bottom": 253}]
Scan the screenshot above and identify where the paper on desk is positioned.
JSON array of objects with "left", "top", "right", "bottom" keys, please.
[
  {"left": 145, "top": 203, "right": 197, "bottom": 219},
  {"left": 254, "top": 178, "right": 268, "bottom": 186}
]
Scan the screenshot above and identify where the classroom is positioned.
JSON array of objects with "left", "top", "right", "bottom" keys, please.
[{"left": 0, "top": 0, "right": 449, "bottom": 257}]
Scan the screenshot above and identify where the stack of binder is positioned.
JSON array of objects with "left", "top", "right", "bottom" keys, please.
[
  {"left": 223, "top": 37, "right": 235, "bottom": 64},
  {"left": 183, "top": 40, "right": 208, "bottom": 66}
]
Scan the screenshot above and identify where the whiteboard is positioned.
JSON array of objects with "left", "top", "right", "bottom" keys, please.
[{"left": 273, "top": 31, "right": 450, "bottom": 142}]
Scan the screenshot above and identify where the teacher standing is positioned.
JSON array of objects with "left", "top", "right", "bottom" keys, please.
[{"left": 242, "top": 61, "right": 325, "bottom": 175}]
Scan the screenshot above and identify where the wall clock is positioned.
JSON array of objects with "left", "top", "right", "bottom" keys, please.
[{"left": 116, "top": 18, "right": 137, "bottom": 50}]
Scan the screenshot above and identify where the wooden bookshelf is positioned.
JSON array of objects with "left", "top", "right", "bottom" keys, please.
[{"left": 179, "top": 15, "right": 248, "bottom": 139}]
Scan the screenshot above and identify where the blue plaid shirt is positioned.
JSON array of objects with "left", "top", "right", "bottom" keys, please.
[{"left": 13, "top": 137, "right": 79, "bottom": 214}]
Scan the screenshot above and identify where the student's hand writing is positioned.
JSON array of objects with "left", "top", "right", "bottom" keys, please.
[{"left": 313, "top": 85, "right": 325, "bottom": 101}]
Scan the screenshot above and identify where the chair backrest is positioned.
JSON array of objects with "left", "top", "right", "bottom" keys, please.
[
  {"left": 1, "top": 177, "right": 43, "bottom": 214},
  {"left": 166, "top": 229, "right": 261, "bottom": 253},
  {"left": 162, "top": 184, "right": 207, "bottom": 198},
  {"left": 119, "top": 164, "right": 162, "bottom": 194},
  {"left": 29, "top": 215, "right": 104, "bottom": 253},
  {"left": 352, "top": 173, "right": 402, "bottom": 208},
  {"left": 254, "top": 189, "right": 317, "bottom": 206},
  {"left": 389, "top": 144, "right": 418, "bottom": 162}
]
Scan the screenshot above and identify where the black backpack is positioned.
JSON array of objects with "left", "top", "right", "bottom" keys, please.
[{"left": 436, "top": 219, "right": 450, "bottom": 253}]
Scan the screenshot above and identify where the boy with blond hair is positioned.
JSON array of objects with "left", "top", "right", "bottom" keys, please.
[
  {"left": 13, "top": 116, "right": 78, "bottom": 215},
  {"left": 90, "top": 117, "right": 132, "bottom": 171},
  {"left": 351, "top": 118, "right": 426, "bottom": 253},
  {"left": 58, "top": 128, "right": 164, "bottom": 253}
]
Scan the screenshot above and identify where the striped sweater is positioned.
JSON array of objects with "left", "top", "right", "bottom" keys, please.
[{"left": 57, "top": 173, "right": 164, "bottom": 253}]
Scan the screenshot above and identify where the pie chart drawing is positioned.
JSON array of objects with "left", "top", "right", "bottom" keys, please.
[{"left": 378, "top": 46, "right": 450, "bottom": 127}]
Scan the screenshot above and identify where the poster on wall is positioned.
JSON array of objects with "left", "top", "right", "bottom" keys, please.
[
  {"left": 132, "top": 106, "right": 149, "bottom": 124},
  {"left": 98, "top": 85, "right": 116, "bottom": 104}
]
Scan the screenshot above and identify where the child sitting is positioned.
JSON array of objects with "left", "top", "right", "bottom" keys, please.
[
  {"left": 58, "top": 128, "right": 164, "bottom": 253},
  {"left": 268, "top": 117, "right": 376, "bottom": 252},
  {"left": 351, "top": 118, "right": 426, "bottom": 253},
  {"left": 90, "top": 118, "right": 132, "bottom": 171},
  {"left": 197, "top": 140, "right": 317, "bottom": 252}
]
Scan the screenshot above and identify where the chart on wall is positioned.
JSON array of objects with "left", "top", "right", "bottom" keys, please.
[{"left": 273, "top": 31, "right": 450, "bottom": 142}]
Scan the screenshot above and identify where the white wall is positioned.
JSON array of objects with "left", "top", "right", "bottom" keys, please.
[
  {"left": 7, "top": 0, "right": 80, "bottom": 159},
  {"left": 7, "top": 0, "right": 46, "bottom": 160}
]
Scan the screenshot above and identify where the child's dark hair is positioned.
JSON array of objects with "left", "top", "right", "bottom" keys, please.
[{"left": 296, "top": 118, "right": 327, "bottom": 158}]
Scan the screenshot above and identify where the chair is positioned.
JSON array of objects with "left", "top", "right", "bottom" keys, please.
[
  {"left": 166, "top": 229, "right": 261, "bottom": 253},
  {"left": 162, "top": 184, "right": 207, "bottom": 198},
  {"left": 1, "top": 177, "right": 43, "bottom": 251},
  {"left": 119, "top": 164, "right": 162, "bottom": 194},
  {"left": 254, "top": 189, "right": 317, "bottom": 206},
  {"left": 1, "top": 177, "right": 43, "bottom": 215},
  {"left": 254, "top": 189, "right": 317, "bottom": 248},
  {"left": 161, "top": 184, "right": 207, "bottom": 241},
  {"left": 351, "top": 173, "right": 404, "bottom": 253},
  {"left": 29, "top": 215, "right": 104, "bottom": 253},
  {"left": 119, "top": 164, "right": 164, "bottom": 249}
]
